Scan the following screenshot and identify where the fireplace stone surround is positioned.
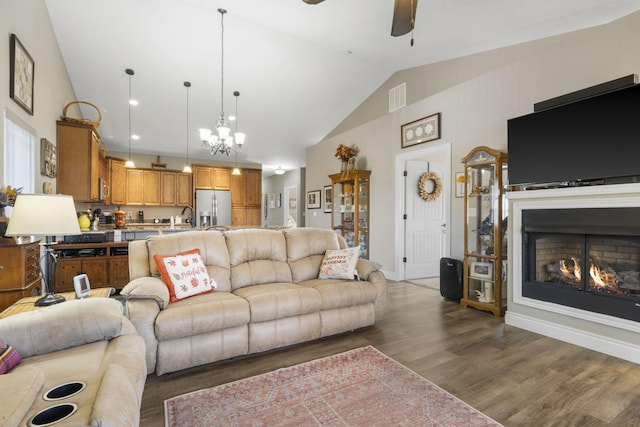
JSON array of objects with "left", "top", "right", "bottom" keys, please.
[{"left": 506, "top": 183, "right": 640, "bottom": 364}]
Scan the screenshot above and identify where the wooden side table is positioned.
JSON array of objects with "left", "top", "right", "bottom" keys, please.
[
  {"left": 0, "top": 238, "right": 41, "bottom": 312},
  {"left": 0, "top": 287, "right": 114, "bottom": 319}
]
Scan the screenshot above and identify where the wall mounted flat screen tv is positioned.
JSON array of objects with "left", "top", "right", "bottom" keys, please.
[{"left": 508, "top": 83, "right": 640, "bottom": 187}]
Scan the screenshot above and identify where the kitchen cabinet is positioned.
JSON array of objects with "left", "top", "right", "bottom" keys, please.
[
  {"left": 330, "top": 170, "right": 370, "bottom": 259},
  {"left": 176, "top": 172, "right": 193, "bottom": 207},
  {"left": 125, "top": 169, "right": 144, "bottom": 205},
  {"left": 460, "top": 146, "right": 508, "bottom": 317},
  {"left": 108, "top": 157, "right": 126, "bottom": 206},
  {"left": 56, "top": 121, "right": 104, "bottom": 202},
  {"left": 0, "top": 239, "right": 40, "bottom": 312},
  {"left": 229, "top": 168, "right": 263, "bottom": 226},
  {"left": 161, "top": 171, "right": 177, "bottom": 206},
  {"left": 125, "top": 169, "right": 161, "bottom": 206},
  {"left": 194, "top": 165, "right": 230, "bottom": 190}
]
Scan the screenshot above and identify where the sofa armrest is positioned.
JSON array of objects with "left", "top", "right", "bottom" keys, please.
[
  {"left": 121, "top": 277, "right": 170, "bottom": 309},
  {"left": 356, "top": 259, "right": 381, "bottom": 281},
  {"left": 367, "top": 270, "right": 388, "bottom": 320},
  {"left": 0, "top": 367, "right": 44, "bottom": 427},
  {"left": 121, "top": 296, "right": 162, "bottom": 374},
  {"left": 0, "top": 298, "right": 126, "bottom": 358}
]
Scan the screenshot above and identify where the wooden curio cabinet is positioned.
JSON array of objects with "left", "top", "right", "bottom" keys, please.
[
  {"left": 461, "top": 146, "right": 508, "bottom": 317},
  {"left": 329, "top": 170, "right": 370, "bottom": 259}
]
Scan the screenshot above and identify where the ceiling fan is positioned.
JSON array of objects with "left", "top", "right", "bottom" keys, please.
[{"left": 302, "top": 0, "right": 417, "bottom": 37}]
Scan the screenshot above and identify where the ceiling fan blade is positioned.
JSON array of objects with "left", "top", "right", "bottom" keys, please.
[
  {"left": 391, "top": 0, "right": 418, "bottom": 37},
  {"left": 302, "top": 0, "right": 325, "bottom": 4}
]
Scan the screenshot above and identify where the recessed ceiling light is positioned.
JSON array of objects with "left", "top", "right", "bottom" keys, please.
[
  {"left": 129, "top": 99, "right": 139, "bottom": 106},
  {"left": 131, "top": 134, "right": 140, "bottom": 140},
  {"left": 274, "top": 166, "right": 285, "bottom": 175}
]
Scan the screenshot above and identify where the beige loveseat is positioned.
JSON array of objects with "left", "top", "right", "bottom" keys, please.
[
  {"left": 121, "top": 227, "right": 388, "bottom": 375},
  {"left": 0, "top": 298, "right": 147, "bottom": 427}
]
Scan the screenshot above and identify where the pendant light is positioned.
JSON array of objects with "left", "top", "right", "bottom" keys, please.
[
  {"left": 124, "top": 68, "right": 135, "bottom": 168},
  {"left": 200, "top": 8, "right": 246, "bottom": 156},
  {"left": 231, "top": 90, "right": 242, "bottom": 176},
  {"left": 182, "top": 81, "right": 193, "bottom": 173}
]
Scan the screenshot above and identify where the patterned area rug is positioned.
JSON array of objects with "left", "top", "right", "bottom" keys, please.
[{"left": 165, "top": 346, "right": 502, "bottom": 427}]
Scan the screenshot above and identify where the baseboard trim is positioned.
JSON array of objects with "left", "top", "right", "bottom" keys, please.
[{"left": 505, "top": 311, "right": 640, "bottom": 364}]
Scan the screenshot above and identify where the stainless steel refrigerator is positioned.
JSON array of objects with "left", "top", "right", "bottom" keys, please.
[{"left": 195, "top": 189, "right": 232, "bottom": 228}]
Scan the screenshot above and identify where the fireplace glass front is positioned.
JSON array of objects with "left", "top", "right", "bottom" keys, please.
[{"left": 522, "top": 208, "right": 640, "bottom": 322}]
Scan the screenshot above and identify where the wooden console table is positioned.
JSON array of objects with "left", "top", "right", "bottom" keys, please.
[{"left": 0, "top": 287, "right": 114, "bottom": 319}]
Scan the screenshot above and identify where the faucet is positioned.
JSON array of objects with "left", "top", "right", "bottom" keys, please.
[{"left": 181, "top": 206, "right": 193, "bottom": 224}]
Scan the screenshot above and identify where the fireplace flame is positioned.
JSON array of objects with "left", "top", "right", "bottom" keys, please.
[
  {"left": 571, "top": 257, "right": 581, "bottom": 281},
  {"left": 590, "top": 264, "right": 608, "bottom": 289}
]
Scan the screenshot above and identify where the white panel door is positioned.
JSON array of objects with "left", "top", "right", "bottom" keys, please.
[{"left": 404, "top": 159, "right": 448, "bottom": 279}]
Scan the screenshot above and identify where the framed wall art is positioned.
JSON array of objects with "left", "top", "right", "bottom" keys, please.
[
  {"left": 40, "top": 138, "right": 56, "bottom": 178},
  {"left": 469, "top": 261, "right": 493, "bottom": 280},
  {"left": 323, "top": 185, "right": 332, "bottom": 213},
  {"left": 401, "top": 113, "right": 440, "bottom": 148},
  {"left": 9, "top": 34, "right": 35, "bottom": 115},
  {"left": 307, "top": 190, "right": 321, "bottom": 209}
]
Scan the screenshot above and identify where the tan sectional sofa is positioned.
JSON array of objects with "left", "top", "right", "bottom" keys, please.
[
  {"left": 0, "top": 298, "right": 147, "bottom": 427},
  {"left": 122, "top": 227, "right": 388, "bottom": 375}
]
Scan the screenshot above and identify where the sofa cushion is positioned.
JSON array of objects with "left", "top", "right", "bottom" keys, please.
[
  {"left": 0, "top": 339, "right": 22, "bottom": 374},
  {"left": 226, "top": 229, "right": 292, "bottom": 290},
  {"left": 153, "top": 249, "right": 216, "bottom": 302},
  {"left": 0, "top": 367, "right": 43, "bottom": 426},
  {"left": 233, "top": 283, "right": 322, "bottom": 323},
  {"left": 318, "top": 247, "right": 360, "bottom": 280},
  {"left": 147, "top": 230, "right": 232, "bottom": 292},
  {"left": 298, "top": 278, "right": 379, "bottom": 310},
  {"left": 155, "top": 292, "right": 250, "bottom": 341},
  {"left": 283, "top": 228, "right": 340, "bottom": 283}
]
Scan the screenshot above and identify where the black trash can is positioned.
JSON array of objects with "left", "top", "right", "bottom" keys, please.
[{"left": 440, "top": 257, "right": 463, "bottom": 301}]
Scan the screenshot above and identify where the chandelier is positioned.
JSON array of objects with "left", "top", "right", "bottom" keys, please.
[{"left": 200, "top": 8, "right": 246, "bottom": 156}]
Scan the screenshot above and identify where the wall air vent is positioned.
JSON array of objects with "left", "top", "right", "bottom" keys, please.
[{"left": 389, "top": 82, "right": 406, "bottom": 113}]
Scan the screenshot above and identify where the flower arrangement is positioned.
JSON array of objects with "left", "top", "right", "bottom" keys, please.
[
  {"left": 334, "top": 144, "right": 359, "bottom": 161},
  {"left": 0, "top": 185, "right": 22, "bottom": 210}
]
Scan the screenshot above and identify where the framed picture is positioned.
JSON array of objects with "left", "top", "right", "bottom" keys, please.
[
  {"left": 401, "top": 113, "right": 440, "bottom": 148},
  {"left": 469, "top": 261, "right": 493, "bottom": 280},
  {"left": 40, "top": 138, "right": 56, "bottom": 178},
  {"left": 9, "top": 34, "right": 35, "bottom": 115},
  {"left": 455, "top": 172, "right": 465, "bottom": 198},
  {"left": 323, "top": 185, "right": 332, "bottom": 213},
  {"left": 307, "top": 190, "right": 321, "bottom": 209}
]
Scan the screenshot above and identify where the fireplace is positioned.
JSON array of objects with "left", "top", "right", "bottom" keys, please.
[
  {"left": 522, "top": 208, "right": 640, "bottom": 322},
  {"left": 507, "top": 184, "right": 640, "bottom": 364}
]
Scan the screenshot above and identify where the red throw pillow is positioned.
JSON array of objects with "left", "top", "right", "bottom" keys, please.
[
  {"left": 153, "top": 248, "right": 216, "bottom": 302},
  {"left": 0, "top": 339, "right": 21, "bottom": 374}
]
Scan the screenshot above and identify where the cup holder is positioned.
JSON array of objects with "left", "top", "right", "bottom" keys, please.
[
  {"left": 43, "top": 381, "right": 86, "bottom": 401},
  {"left": 28, "top": 403, "right": 77, "bottom": 426}
]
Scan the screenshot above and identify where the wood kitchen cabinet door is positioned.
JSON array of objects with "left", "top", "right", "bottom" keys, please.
[
  {"left": 230, "top": 172, "right": 245, "bottom": 207},
  {"left": 194, "top": 165, "right": 214, "bottom": 189},
  {"left": 212, "top": 167, "right": 230, "bottom": 190},
  {"left": 143, "top": 170, "right": 161, "bottom": 205},
  {"left": 244, "top": 169, "right": 262, "bottom": 207},
  {"left": 56, "top": 121, "right": 102, "bottom": 202},
  {"left": 161, "top": 171, "right": 177, "bottom": 206},
  {"left": 126, "top": 169, "right": 144, "bottom": 205},
  {"left": 109, "top": 157, "right": 127, "bottom": 205},
  {"left": 177, "top": 172, "right": 193, "bottom": 207}
]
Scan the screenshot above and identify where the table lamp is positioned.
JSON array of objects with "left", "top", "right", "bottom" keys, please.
[{"left": 5, "top": 194, "right": 81, "bottom": 306}]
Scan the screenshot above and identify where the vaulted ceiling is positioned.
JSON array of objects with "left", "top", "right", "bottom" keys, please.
[{"left": 44, "top": 0, "right": 640, "bottom": 174}]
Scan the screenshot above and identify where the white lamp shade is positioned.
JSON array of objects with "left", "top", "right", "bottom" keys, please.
[
  {"left": 5, "top": 194, "right": 81, "bottom": 237},
  {"left": 234, "top": 132, "right": 246, "bottom": 146},
  {"left": 199, "top": 128, "right": 212, "bottom": 142},
  {"left": 217, "top": 125, "right": 230, "bottom": 140}
]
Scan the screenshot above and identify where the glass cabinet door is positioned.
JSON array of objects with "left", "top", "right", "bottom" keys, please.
[
  {"left": 329, "top": 170, "right": 371, "bottom": 259},
  {"left": 466, "top": 163, "right": 497, "bottom": 256}
]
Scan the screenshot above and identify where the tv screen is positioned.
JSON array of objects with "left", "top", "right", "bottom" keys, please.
[{"left": 508, "top": 84, "right": 640, "bottom": 186}]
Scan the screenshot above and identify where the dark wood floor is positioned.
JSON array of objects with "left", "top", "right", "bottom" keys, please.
[{"left": 140, "top": 280, "right": 640, "bottom": 426}]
